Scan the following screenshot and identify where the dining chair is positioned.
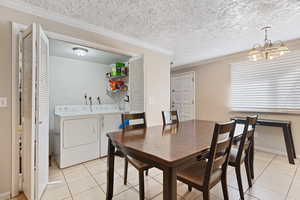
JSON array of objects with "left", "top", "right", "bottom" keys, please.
[
  {"left": 177, "top": 121, "right": 236, "bottom": 200},
  {"left": 229, "top": 115, "right": 258, "bottom": 200},
  {"left": 121, "top": 112, "right": 153, "bottom": 200},
  {"left": 162, "top": 110, "right": 179, "bottom": 125}
]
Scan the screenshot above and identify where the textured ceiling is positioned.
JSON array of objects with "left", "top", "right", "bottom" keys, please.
[
  {"left": 18, "top": 0, "right": 300, "bottom": 66},
  {"left": 50, "top": 39, "right": 130, "bottom": 65}
]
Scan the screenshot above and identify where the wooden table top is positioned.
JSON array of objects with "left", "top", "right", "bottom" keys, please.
[{"left": 107, "top": 120, "right": 243, "bottom": 166}]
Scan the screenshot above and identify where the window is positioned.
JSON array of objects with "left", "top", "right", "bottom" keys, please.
[{"left": 231, "top": 51, "right": 300, "bottom": 113}]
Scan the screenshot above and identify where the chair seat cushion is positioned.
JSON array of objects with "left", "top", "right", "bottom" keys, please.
[
  {"left": 177, "top": 160, "right": 223, "bottom": 187},
  {"left": 127, "top": 156, "right": 151, "bottom": 169}
]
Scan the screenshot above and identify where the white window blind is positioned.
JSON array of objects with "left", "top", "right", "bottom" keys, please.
[{"left": 231, "top": 51, "right": 300, "bottom": 113}]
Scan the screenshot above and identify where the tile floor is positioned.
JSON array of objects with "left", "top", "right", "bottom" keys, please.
[{"left": 12, "top": 150, "right": 300, "bottom": 200}]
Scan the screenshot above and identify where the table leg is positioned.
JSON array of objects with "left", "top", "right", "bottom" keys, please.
[
  {"left": 106, "top": 139, "right": 115, "bottom": 200},
  {"left": 288, "top": 124, "right": 296, "bottom": 159},
  {"left": 282, "top": 126, "right": 295, "bottom": 164},
  {"left": 163, "top": 167, "right": 177, "bottom": 200}
]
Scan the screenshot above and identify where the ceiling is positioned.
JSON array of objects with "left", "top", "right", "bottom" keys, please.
[
  {"left": 49, "top": 39, "right": 130, "bottom": 65},
  {"left": 13, "top": 0, "right": 300, "bottom": 66}
]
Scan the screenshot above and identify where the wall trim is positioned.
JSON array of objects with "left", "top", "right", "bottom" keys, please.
[
  {"left": 172, "top": 50, "right": 248, "bottom": 71},
  {"left": 0, "top": 192, "right": 10, "bottom": 200},
  {"left": 172, "top": 37, "right": 300, "bottom": 71},
  {"left": 255, "top": 146, "right": 289, "bottom": 157},
  {"left": 0, "top": 0, "right": 173, "bottom": 56}
]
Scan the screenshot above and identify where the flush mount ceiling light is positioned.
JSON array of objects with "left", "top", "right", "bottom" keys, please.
[
  {"left": 248, "top": 26, "right": 290, "bottom": 61},
  {"left": 72, "top": 47, "right": 88, "bottom": 56}
]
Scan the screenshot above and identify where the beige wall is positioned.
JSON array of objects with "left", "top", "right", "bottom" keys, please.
[
  {"left": 172, "top": 39, "right": 300, "bottom": 158},
  {"left": 0, "top": 5, "right": 170, "bottom": 195}
]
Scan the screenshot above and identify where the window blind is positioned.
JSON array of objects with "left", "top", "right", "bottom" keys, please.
[{"left": 231, "top": 51, "right": 300, "bottom": 113}]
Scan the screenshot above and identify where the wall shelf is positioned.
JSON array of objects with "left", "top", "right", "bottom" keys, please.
[
  {"left": 106, "top": 75, "right": 128, "bottom": 81},
  {"left": 106, "top": 89, "right": 127, "bottom": 97}
]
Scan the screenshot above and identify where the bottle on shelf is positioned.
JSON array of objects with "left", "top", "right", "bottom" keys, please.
[
  {"left": 111, "top": 64, "right": 117, "bottom": 76},
  {"left": 116, "top": 62, "right": 125, "bottom": 76}
]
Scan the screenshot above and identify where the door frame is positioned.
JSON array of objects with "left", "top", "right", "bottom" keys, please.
[
  {"left": 170, "top": 71, "right": 196, "bottom": 120},
  {"left": 11, "top": 22, "right": 142, "bottom": 198}
]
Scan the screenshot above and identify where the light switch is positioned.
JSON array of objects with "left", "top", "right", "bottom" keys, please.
[{"left": 0, "top": 97, "right": 8, "bottom": 107}]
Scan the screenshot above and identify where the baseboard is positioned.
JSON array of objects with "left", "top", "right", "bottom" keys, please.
[
  {"left": 255, "top": 146, "right": 288, "bottom": 156},
  {"left": 0, "top": 192, "right": 10, "bottom": 200}
]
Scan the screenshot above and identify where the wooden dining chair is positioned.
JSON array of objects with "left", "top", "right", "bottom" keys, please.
[
  {"left": 177, "top": 121, "right": 236, "bottom": 200},
  {"left": 162, "top": 110, "right": 179, "bottom": 125},
  {"left": 121, "top": 112, "right": 153, "bottom": 200},
  {"left": 229, "top": 115, "right": 258, "bottom": 200}
]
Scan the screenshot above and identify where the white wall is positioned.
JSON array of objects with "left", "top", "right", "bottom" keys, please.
[
  {"left": 50, "top": 56, "right": 113, "bottom": 105},
  {"left": 49, "top": 56, "right": 114, "bottom": 151}
]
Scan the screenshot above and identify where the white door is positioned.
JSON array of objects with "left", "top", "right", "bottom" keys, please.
[
  {"left": 171, "top": 72, "right": 195, "bottom": 121},
  {"left": 129, "top": 56, "right": 144, "bottom": 112},
  {"left": 21, "top": 23, "right": 49, "bottom": 200}
]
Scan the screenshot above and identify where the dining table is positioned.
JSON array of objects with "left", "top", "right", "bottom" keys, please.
[{"left": 106, "top": 120, "right": 249, "bottom": 200}]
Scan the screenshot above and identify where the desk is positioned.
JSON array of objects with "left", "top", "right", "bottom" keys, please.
[{"left": 231, "top": 117, "right": 296, "bottom": 164}]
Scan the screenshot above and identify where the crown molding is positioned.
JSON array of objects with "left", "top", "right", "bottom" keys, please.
[
  {"left": 172, "top": 37, "right": 300, "bottom": 71},
  {"left": 171, "top": 50, "right": 248, "bottom": 71},
  {"left": 0, "top": 0, "right": 173, "bottom": 56}
]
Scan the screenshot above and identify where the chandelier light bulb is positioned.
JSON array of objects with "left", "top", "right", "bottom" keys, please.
[{"left": 248, "top": 26, "right": 289, "bottom": 61}]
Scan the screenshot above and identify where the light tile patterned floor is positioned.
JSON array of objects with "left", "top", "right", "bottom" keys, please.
[{"left": 12, "top": 150, "right": 300, "bottom": 200}]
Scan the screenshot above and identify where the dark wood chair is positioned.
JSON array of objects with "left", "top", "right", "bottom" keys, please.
[
  {"left": 162, "top": 110, "right": 179, "bottom": 125},
  {"left": 177, "top": 121, "right": 236, "bottom": 200},
  {"left": 122, "top": 112, "right": 153, "bottom": 200},
  {"left": 229, "top": 115, "right": 258, "bottom": 200}
]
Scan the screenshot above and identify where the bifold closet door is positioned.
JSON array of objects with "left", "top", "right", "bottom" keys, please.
[{"left": 21, "top": 23, "right": 49, "bottom": 200}]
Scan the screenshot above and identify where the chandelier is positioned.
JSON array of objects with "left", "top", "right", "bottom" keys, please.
[{"left": 248, "top": 26, "right": 289, "bottom": 61}]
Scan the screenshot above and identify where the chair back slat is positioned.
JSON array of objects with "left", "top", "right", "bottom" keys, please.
[
  {"left": 162, "top": 110, "right": 179, "bottom": 125},
  {"left": 246, "top": 129, "right": 254, "bottom": 138},
  {"left": 236, "top": 115, "right": 258, "bottom": 163},
  {"left": 215, "top": 139, "right": 231, "bottom": 155},
  {"left": 204, "top": 121, "right": 236, "bottom": 185},
  {"left": 219, "top": 122, "right": 235, "bottom": 134},
  {"left": 212, "top": 155, "right": 227, "bottom": 169},
  {"left": 122, "top": 112, "right": 147, "bottom": 131},
  {"left": 247, "top": 117, "right": 257, "bottom": 125}
]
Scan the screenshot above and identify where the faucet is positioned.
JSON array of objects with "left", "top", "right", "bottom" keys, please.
[
  {"left": 89, "top": 96, "right": 93, "bottom": 112},
  {"left": 97, "top": 96, "right": 101, "bottom": 104},
  {"left": 84, "top": 93, "right": 88, "bottom": 105}
]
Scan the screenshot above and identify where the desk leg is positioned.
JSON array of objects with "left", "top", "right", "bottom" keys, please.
[
  {"left": 106, "top": 139, "right": 115, "bottom": 200},
  {"left": 163, "top": 167, "right": 177, "bottom": 200},
  {"left": 283, "top": 126, "right": 295, "bottom": 165},
  {"left": 250, "top": 139, "right": 254, "bottom": 179},
  {"left": 288, "top": 124, "right": 296, "bottom": 159}
]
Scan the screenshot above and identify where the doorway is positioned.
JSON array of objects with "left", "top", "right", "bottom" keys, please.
[
  {"left": 12, "top": 23, "right": 144, "bottom": 200},
  {"left": 171, "top": 72, "right": 195, "bottom": 121}
]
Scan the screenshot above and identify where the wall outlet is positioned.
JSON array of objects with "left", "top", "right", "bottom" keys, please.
[{"left": 0, "top": 97, "right": 8, "bottom": 107}]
